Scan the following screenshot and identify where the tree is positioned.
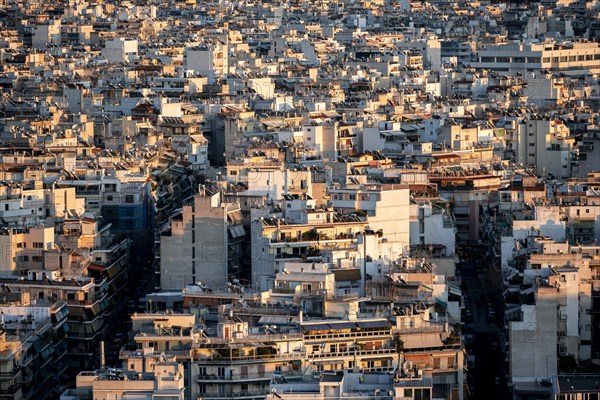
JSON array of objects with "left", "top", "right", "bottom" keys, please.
[{"left": 393, "top": 334, "right": 405, "bottom": 354}]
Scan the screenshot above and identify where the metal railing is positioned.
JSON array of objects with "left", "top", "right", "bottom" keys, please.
[{"left": 197, "top": 370, "right": 304, "bottom": 382}]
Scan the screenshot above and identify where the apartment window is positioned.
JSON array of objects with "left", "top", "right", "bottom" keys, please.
[
  {"left": 125, "top": 195, "right": 134, "bottom": 203},
  {"left": 32, "top": 256, "right": 43, "bottom": 262},
  {"left": 33, "top": 242, "right": 44, "bottom": 249},
  {"left": 107, "top": 195, "right": 113, "bottom": 201},
  {"left": 22, "top": 255, "right": 29, "bottom": 262}
]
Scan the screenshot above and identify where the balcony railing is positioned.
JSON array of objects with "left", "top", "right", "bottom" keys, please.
[
  {"left": 200, "top": 351, "right": 306, "bottom": 363},
  {"left": 304, "top": 330, "right": 391, "bottom": 341},
  {"left": 196, "top": 370, "right": 304, "bottom": 382},
  {"left": 310, "top": 347, "right": 397, "bottom": 359},
  {"left": 197, "top": 390, "right": 269, "bottom": 399}
]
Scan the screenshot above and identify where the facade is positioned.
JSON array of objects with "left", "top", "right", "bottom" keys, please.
[
  {"left": 473, "top": 41, "right": 600, "bottom": 76},
  {"left": 160, "top": 189, "right": 245, "bottom": 290}
]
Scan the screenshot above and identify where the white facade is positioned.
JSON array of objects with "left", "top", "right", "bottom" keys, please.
[{"left": 102, "top": 38, "right": 139, "bottom": 63}]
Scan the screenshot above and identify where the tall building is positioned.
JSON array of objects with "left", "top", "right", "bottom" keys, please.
[{"left": 159, "top": 188, "right": 245, "bottom": 290}]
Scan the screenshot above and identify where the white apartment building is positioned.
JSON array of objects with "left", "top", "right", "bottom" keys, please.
[
  {"left": 473, "top": 41, "right": 600, "bottom": 76},
  {"left": 410, "top": 198, "right": 456, "bottom": 257},
  {"left": 184, "top": 43, "right": 229, "bottom": 84},
  {"left": 505, "top": 118, "right": 575, "bottom": 179},
  {"left": 102, "top": 38, "right": 139, "bottom": 63},
  {"left": 329, "top": 184, "right": 411, "bottom": 256}
]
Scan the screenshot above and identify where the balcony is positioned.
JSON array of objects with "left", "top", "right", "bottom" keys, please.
[
  {"left": 303, "top": 330, "right": 391, "bottom": 342},
  {"left": 310, "top": 347, "right": 397, "bottom": 359},
  {"left": 197, "top": 370, "right": 304, "bottom": 383},
  {"left": 198, "top": 351, "right": 306, "bottom": 363},
  {"left": 197, "top": 390, "right": 268, "bottom": 400}
]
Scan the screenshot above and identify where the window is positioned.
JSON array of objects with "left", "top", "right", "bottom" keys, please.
[
  {"left": 125, "top": 195, "right": 134, "bottom": 203},
  {"left": 33, "top": 242, "right": 44, "bottom": 249}
]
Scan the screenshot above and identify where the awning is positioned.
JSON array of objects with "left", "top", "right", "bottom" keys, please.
[
  {"left": 356, "top": 320, "right": 390, "bottom": 330},
  {"left": 258, "top": 316, "right": 299, "bottom": 325},
  {"left": 327, "top": 321, "right": 357, "bottom": 330},
  {"left": 302, "top": 323, "right": 331, "bottom": 332},
  {"left": 87, "top": 263, "right": 105, "bottom": 272},
  {"left": 405, "top": 354, "right": 431, "bottom": 365},
  {"left": 361, "top": 357, "right": 393, "bottom": 362},
  {"left": 334, "top": 269, "right": 361, "bottom": 282}
]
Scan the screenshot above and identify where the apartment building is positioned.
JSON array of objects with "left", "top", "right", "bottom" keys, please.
[
  {"left": 184, "top": 43, "right": 229, "bottom": 84},
  {"left": 250, "top": 209, "right": 370, "bottom": 292},
  {"left": 0, "top": 291, "right": 69, "bottom": 400},
  {"left": 159, "top": 189, "right": 245, "bottom": 290},
  {"left": 410, "top": 197, "right": 456, "bottom": 257},
  {"left": 60, "top": 363, "right": 185, "bottom": 400},
  {"left": 473, "top": 41, "right": 600, "bottom": 76},
  {"left": 329, "top": 183, "right": 411, "bottom": 255}
]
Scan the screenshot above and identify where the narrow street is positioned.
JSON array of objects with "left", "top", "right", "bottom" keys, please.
[{"left": 460, "top": 261, "right": 507, "bottom": 400}]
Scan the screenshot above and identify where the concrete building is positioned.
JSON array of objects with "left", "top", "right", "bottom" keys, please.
[
  {"left": 473, "top": 41, "right": 600, "bottom": 76},
  {"left": 159, "top": 189, "right": 245, "bottom": 290},
  {"left": 329, "top": 184, "right": 411, "bottom": 255},
  {"left": 60, "top": 363, "right": 185, "bottom": 400},
  {"left": 509, "top": 287, "right": 558, "bottom": 399},
  {"left": 184, "top": 44, "right": 229, "bottom": 84},
  {"left": 410, "top": 198, "right": 457, "bottom": 258},
  {"left": 101, "top": 38, "right": 139, "bottom": 63}
]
